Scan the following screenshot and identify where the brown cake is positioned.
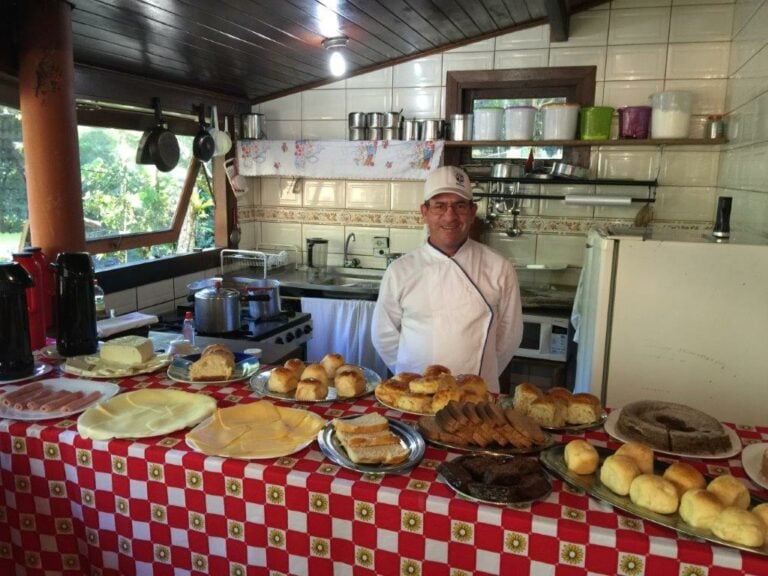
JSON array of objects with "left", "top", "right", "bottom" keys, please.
[{"left": 616, "top": 401, "right": 731, "bottom": 455}]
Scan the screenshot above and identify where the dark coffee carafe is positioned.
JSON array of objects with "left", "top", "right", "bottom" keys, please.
[
  {"left": 0, "top": 262, "right": 35, "bottom": 380},
  {"left": 53, "top": 252, "right": 98, "bottom": 357}
]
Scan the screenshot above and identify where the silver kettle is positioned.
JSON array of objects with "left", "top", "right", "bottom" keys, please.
[{"left": 306, "top": 238, "right": 328, "bottom": 281}]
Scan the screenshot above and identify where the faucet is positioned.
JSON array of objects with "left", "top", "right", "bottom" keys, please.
[{"left": 344, "top": 233, "right": 360, "bottom": 268}]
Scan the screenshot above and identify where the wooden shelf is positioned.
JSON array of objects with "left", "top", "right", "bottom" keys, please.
[{"left": 445, "top": 138, "right": 727, "bottom": 147}]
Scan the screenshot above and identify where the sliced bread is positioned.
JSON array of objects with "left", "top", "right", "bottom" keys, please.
[
  {"left": 333, "top": 413, "right": 390, "bottom": 434},
  {"left": 336, "top": 428, "right": 401, "bottom": 447},
  {"left": 344, "top": 442, "right": 410, "bottom": 465}
]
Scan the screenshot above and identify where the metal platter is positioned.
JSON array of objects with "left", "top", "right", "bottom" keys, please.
[
  {"left": 540, "top": 444, "right": 768, "bottom": 557},
  {"left": 251, "top": 367, "right": 380, "bottom": 403},
  {"left": 317, "top": 415, "right": 425, "bottom": 475}
]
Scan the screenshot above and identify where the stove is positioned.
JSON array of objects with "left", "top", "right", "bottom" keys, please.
[{"left": 151, "top": 306, "right": 313, "bottom": 364}]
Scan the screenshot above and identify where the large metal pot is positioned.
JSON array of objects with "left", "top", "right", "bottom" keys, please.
[
  {"left": 245, "top": 279, "right": 281, "bottom": 320},
  {"left": 193, "top": 283, "right": 241, "bottom": 333}
]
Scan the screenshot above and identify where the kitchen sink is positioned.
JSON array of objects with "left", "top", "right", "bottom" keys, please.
[{"left": 313, "top": 276, "right": 381, "bottom": 288}]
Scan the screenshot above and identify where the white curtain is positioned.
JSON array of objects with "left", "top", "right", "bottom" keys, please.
[{"left": 300, "top": 297, "right": 389, "bottom": 378}]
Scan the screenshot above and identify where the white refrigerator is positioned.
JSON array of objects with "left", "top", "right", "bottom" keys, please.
[{"left": 572, "top": 227, "right": 768, "bottom": 425}]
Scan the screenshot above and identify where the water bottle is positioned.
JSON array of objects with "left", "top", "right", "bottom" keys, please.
[
  {"left": 93, "top": 279, "right": 106, "bottom": 320},
  {"left": 182, "top": 311, "right": 195, "bottom": 345}
]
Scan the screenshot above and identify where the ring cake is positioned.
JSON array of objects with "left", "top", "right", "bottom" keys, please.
[{"left": 616, "top": 400, "right": 731, "bottom": 455}]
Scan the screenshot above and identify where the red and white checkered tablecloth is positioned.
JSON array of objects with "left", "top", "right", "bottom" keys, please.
[{"left": 1, "top": 369, "right": 767, "bottom": 576}]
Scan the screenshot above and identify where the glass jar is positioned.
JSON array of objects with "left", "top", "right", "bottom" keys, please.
[{"left": 651, "top": 91, "right": 693, "bottom": 138}]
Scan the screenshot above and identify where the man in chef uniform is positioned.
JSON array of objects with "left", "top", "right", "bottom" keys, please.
[{"left": 372, "top": 165, "right": 523, "bottom": 392}]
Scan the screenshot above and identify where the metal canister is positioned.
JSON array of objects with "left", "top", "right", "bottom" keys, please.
[
  {"left": 705, "top": 115, "right": 725, "bottom": 139},
  {"left": 402, "top": 119, "right": 419, "bottom": 140},
  {"left": 382, "top": 127, "right": 400, "bottom": 140},
  {"left": 383, "top": 112, "right": 401, "bottom": 128},
  {"left": 349, "top": 127, "right": 366, "bottom": 141},
  {"left": 348, "top": 112, "right": 366, "bottom": 128},
  {"left": 448, "top": 113, "right": 473, "bottom": 141},
  {"left": 419, "top": 119, "right": 442, "bottom": 140},
  {"left": 366, "top": 127, "right": 383, "bottom": 141},
  {"left": 365, "top": 112, "right": 384, "bottom": 128},
  {"left": 240, "top": 113, "right": 266, "bottom": 139}
]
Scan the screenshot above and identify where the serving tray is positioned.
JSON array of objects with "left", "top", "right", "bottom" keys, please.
[{"left": 540, "top": 444, "right": 768, "bottom": 557}]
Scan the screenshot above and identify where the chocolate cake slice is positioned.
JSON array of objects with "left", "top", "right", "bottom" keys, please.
[{"left": 437, "top": 460, "right": 474, "bottom": 491}]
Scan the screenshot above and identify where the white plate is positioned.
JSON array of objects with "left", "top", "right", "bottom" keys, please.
[
  {"left": 742, "top": 442, "right": 768, "bottom": 490},
  {"left": 0, "top": 362, "right": 53, "bottom": 385},
  {"left": 167, "top": 352, "right": 260, "bottom": 385},
  {"left": 63, "top": 354, "right": 172, "bottom": 379},
  {"left": 250, "top": 366, "right": 380, "bottom": 402},
  {"left": 0, "top": 378, "right": 120, "bottom": 421},
  {"left": 604, "top": 409, "right": 742, "bottom": 460}
]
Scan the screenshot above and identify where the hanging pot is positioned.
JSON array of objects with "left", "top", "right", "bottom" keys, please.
[
  {"left": 192, "top": 104, "right": 215, "bottom": 162},
  {"left": 136, "top": 98, "right": 180, "bottom": 172}
]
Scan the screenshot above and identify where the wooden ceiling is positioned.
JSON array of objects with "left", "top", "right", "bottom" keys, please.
[{"left": 61, "top": 0, "right": 609, "bottom": 105}]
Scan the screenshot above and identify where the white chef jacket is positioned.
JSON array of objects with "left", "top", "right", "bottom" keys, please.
[{"left": 371, "top": 238, "right": 523, "bottom": 391}]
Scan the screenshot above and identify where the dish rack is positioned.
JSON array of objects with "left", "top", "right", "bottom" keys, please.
[{"left": 220, "top": 245, "right": 298, "bottom": 279}]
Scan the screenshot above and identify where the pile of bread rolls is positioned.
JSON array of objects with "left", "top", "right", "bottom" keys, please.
[
  {"left": 268, "top": 353, "right": 367, "bottom": 400},
  {"left": 564, "top": 439, "right": 768, "bottom": 548},
  {"left": 513, "top": 383, "right": 602, "bottom": 428},
  {"left": 375, "top": 365, "right": 488, "bottom": 414}
]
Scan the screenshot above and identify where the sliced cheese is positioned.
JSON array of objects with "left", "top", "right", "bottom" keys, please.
[
  {"left": 185, "top": 401, "right": 325, "bottom": 459},
  {"left": 100, "top": 335, "right": 155, "bottom": 367},
  {"left": 77, "top": 389, "right": 216, "bottom": 440}
]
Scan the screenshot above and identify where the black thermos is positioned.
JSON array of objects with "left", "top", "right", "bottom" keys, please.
[
  {"left": 713, "top": 196, "right": 732, "bottom": 239},
  {"left": 53, "top": 252, "right": 98, "bottom": 357},
  {"left": 0, "top": 262, "right": 35, "bottom": 380}
]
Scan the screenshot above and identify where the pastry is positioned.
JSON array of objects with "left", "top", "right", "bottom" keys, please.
[
  {"left": 334, "top": 370, "right": 366, "bottom": 398},
  {"left": 294, "top": 378, "right": 328, "bottom": 401},
  {"left": 600, "top": 455, "right": 641, "bottom": 496},
  {"left": 423, "top": 364, "right": 451, "bottom": 378},
  {"left": 711, "top": 507, "right": 766, "bottom": 548},
  {"left": 663, "top": 462, "right": 706, "bottom": 497},
  {"left": 707, "top": 474, "right": 750, "bottom": 509},
  {"left": 547, "top": 387, "right": 573, "bottom": 405},
  {"left": 409, "top": 375, "right": 442, "bottom": 395},
  {"left": 283, "top": 358, "right": 305, "bottom": 379},
  {"left": 268, "top": 366, "right": 299, "bottom": 393},
  {"left": 614, "top": 442, "right": 654, "bottom": 475},
  {"left": 189, "top": 344, "right": 235, "bottom": 381},
  {"left": 320, "top": 353, "right": 345, "bottom": 378},
  {"left": 456, "top": 374, "right": 487, "bottom": 398},
  {"left": 564, "top": 439, "right": 599, "bottom": 475},
  {"left": 300, "top": 363, "right": 329, "bottom": 387},
  {"left": 679, "top": 489, "right": 724, "bottom": 530},
  {"left": 629, "top": 474, "right": 679, "bottom": 514},
  {"left": 616, "top": 400, "right": 731, "bottom": 455}
]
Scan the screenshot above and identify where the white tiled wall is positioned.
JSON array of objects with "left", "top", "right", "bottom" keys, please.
[{"left": 239, "top": 1, "right": 753, "bottom": 285}]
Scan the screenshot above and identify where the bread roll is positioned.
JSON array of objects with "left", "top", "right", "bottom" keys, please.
[
  {"left": 547, "top": 387, "right": 573, "bottom": 405},
  {"left": 566, "top": 394, "right": 602, "bottom": 425},
  {"left": 335, "top": 370, "right": 366, "bottom": 398},
  {"left": 614, "top": 442, "right": 654, "bottom": 475},
  {"left": 267, "top": 367, "right": 299, "bottom": 393},
  {"left": 456, "top": 374, "right": 487, "bottom": 398},
  {"left": 711, "top": 507, "right": 766, "bottom": 548},
  {"left": 527, "top": 396, "right": 566, "bottom": 428},
  {"left": 431, "top": 384, "right": 462, "bottom": 413},
  {"left": 423, "top": 364, "right": 451, "bottom": 378},
  {"left": 189, "top": 345, "right": 235, "bottom": 381},
  {"left": 294, "top": 378, "right": 328, "bottom": 401},
  {"left": 629, "top": 474, "right": 679, "bottom": 514},
  {"left": 283, "top": 358, "right": 305, "bottom": 379},
  {"left": 600, "top": 455, "right": 641, "bottom": 496},
  {"left": 375, "top": 379, "right": 409, "bottom": 405},
  {"left": 512, "top": 383, "right": 543, "bottom": 414},
  {"left": 336, "top": 364, "right": 363, "bottom": 377},
  {"left": 752, "top": 503, "right": 768, "bottom": 531},
  {"left": 393, "top": 372, "right": 421, "bottom": 384},
  {"left": 564, "top": 439, "right": 599, "bottom": 475},
  {"left": 663, "top": 462, "right": 706, "bottom": 497},
  {"left": 320, "top": 353, "right": 345, "bottom": 378},
  {"left": 409, "top": 375, "right": 441, "bottom": 395},
  {"left": 394, "top": 393, "right": 432, "bottom": 414},
  {"left": 679, "top": 489, "right": 724, "bottom": 530},
  {"left": 707, "top": 474, "right": 750, "bottom": 510},
  {"left": 301, "top": 363, "right": 329, "bottom": 387}
]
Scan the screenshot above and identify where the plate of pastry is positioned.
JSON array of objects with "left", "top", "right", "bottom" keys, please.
[
  {"left": 317, "top": 412, "right": 425, "bottom": 474},
  {"left": 604, "top": 401, "right": 741, "bottom": 460},
  {"left": 505, "top": 384, "right": 607, "bottom": 432},
  {"left": 250, "top": 360, "right": 380, "bottom": 403},
  {"left": 541, "top": 441, "right": 768, "bottom": 557},
  {"left": 417, "top": 399, "right": 553, "bottom": 456},
  {"left": 374, "top": 365, "right": 490, "bottom": 416},
  {"left": 167, "top": 345, "right": 260, "bottom": 385},
  {"left": 437, "top": 453, "right": 552, "bottom": 507},
  {"left": 742, "top": 443, "right": 768, "bottom": 491},
  {"left": 0, "top": 378, "right": 120, "bottom": 421},
  {"left": 62, "top": 335, "right": 170, "bottom": 379}
]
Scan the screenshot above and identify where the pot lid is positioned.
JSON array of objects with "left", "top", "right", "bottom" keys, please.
[{"left": 196, "top": 284, "right": 239, "bottom": 300}]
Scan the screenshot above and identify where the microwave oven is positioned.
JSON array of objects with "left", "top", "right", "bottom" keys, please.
[{"left": 517, "top": 312, "right": 571, "bottom": 362}]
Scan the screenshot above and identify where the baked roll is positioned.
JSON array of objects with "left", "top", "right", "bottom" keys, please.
[
  {"left": 600, "top": 455, "right": 641, "bottom": 496},
  {"left": 336, "top": 364, "right": 363, "bottom": 377},
  {"left": 409, "top": 375, "right": 442, "bottom": 395},
  {"left": 752, "top": 503, "right": 768, "bottom": 531},
  {"left": 547, "top": 387, "right": 573, "bottom": 405},
  {"left": 301, "top": 363, "right": 329, "bottom": 387},
  {"left": 614, "top": 442, "right": 654, "bottom": 475},
  {"left": 268, "top": 367, "right": 299, "bottom": 393},
  {"left": 663, "top": 462, "right": 706, "bottom": 497},
  {"left": 335, "top": 370, "right": 366, "bottom": 398},
  {"left": 707, "top": 474, "right": 750, "bottom": 509},
  {"left": 295, "top": 378, "right": 328, "bottom": 401},
  {"left": 456, "top": 374, "right": 487, "bottom": 398},
  {"left": 629, "top": 474, "right": 679, "bottom": 514},
  {"left": 423, "top": 364, "right": 451, "bottom": 378},
  {"left": 392, "top": 372, "right": 422, "bottom": 384},
  {"left": 512, "top": 383, "right": 543, "bottom": 414},
  {"left": 566, "top": 393, "right": 602, "bottom": 425},
  {"left": 430, "top": 383, "right": 462, "bottom": 413},
  {"left": 527, "top": 396, "right": 566, "bottom": 428},
  {"left": 564, "top": 439, "right": 599, "bottom": 475},
  {"left": 189, "top": 345, "right": 236, "bottom": 381},
  {"left": 283, "top": 358, "right": 306, "bottom": 379},
  {"left": 711, "top": 507, "right": 766, "bottom": 548},
  {"left": 320, "top": 353, "right": 345, "bottom": 378},
  {"left": 679, "top": 488, "right": 724, "bottom": 530}
]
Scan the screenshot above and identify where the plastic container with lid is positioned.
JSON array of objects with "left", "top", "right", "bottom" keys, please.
[
  {"left": 651, "top": 91, "right": 693, "bottom": 138},
  {"left": 617, "top": 106, "right": 652, "bottom": 139},
  {"left": 503, "top": 106, "right": 536, "bottom": 140},
  {"left": 541, "top": 103, "right": 580, "bottom": 140},
  {"left": 578, "top": 106, "right": 614, "bottom": 140},
  {"left": 473, "top": 107, "right": 504, "bottom": 140}
]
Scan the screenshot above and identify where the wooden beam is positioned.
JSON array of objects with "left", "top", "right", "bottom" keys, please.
[{"left": 545, "top": 0, "right": 570, "bottom": 42}]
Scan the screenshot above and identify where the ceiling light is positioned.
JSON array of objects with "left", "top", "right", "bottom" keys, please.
[{"left": 322, "top": 36, "right": 348, "bottom": 77}]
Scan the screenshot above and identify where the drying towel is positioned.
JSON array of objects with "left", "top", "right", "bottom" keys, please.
[
  {"left": 97, "top": 312, "right": 159, "bottom": 339},
  {"left": 300, "top": 297, "right": 389, "bottom": 378}
]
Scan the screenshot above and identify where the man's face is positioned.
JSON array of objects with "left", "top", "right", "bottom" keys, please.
[{"left": 420, "top": 192, "right": 478, "bottom": 256}]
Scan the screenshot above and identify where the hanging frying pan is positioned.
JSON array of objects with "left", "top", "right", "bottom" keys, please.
[
  {"left": 193, "top": 104, "right": 215, "bottom": 162},
  {"left": 136, "top": 98, "right": 180, "bottom": 172}
]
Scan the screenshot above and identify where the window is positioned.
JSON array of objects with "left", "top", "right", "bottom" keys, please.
[{"left": 0, "top": 106, "right": 26, "bottom": 261}]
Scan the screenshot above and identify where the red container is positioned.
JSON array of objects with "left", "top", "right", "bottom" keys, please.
[
  {"left": 24, "top": 247, "right": 54, "bottom": 329},
  {"left": 12, "top": 252, "right": 46, "bottom": 351},
  {"left": 618, "top": 106, "right": 652, "bottom": 139}
]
